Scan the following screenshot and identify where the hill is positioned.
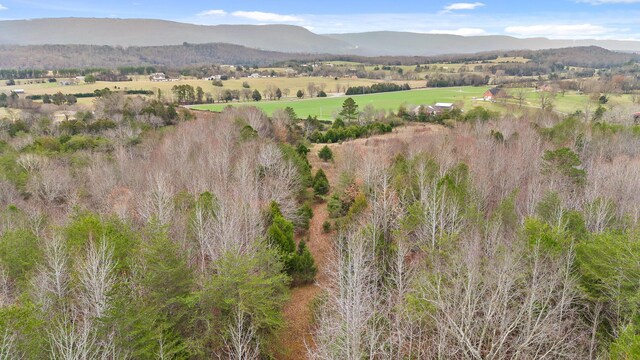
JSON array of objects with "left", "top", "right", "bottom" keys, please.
[
  {"left": 0, "top": 43, "right": 325, "bottom": 69},
  {"left": 0, "top": 43, "right": 636, "bottom": 70},
  {"left": 327, "top": 31, "right": 640, "bottom": 56},
  {"left": 0, "top": 18, "right": 355, "bottom": 54},
  {"left": 2, "top": 18, "right": 640, "bottom": 56}
]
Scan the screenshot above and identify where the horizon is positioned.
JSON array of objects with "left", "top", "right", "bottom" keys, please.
[{"left": 0, "top": 1, "right": 640, "bottom": 40}]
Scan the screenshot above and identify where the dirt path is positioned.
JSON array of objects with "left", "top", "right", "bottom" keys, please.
[
  {"left": 277, "top": 123, "right": 444, "bottom": 359},
  {"left": 277, "top": 151, "right": 336, "bottom": 360}
]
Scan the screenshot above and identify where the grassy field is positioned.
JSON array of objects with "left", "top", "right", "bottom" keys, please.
[
  {"left": 505, "top": 89, "right": 636, "bottom": 114},
  {"left": 191, "top": 86, "right": 491, "bottom": 120},
  {"left": 1, "top": 76, "right": 423, "bottom": 100}
]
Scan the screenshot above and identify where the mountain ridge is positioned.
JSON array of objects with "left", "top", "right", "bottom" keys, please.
[{"left": 1, "top": 17, "right": 640, "bottom": 56}]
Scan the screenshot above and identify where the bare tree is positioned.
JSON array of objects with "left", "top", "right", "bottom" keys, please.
[
  {"left": 138, "top": 172, "right": 174, "bottom": 226},
  {"left": 539, "top": 90, "right": 556, "bottom": 112},
  {"left": 49, "top": 313, "right": 98, "bottom": 360},
  {"left": 33, "top": 236, "right": 70, "bottom": 309},
  {"left": 310, "top": 230, "right": 386, "bottom": 360},
  {"left": 513, "top": 88, "right": 529, "bottom": 108},
  {"left": 416, "top": 226, "right": 588, "bottom": 359},
  {"left": 77, "top": 239, "right": 115, "bottom": 319},
  {"left": 222, "top": 309, "right": 260, "bottom": 360},
  {"left": 0, "top": 330, "right": 17, "bottom": 360}
]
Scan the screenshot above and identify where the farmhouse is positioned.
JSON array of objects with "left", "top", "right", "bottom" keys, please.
[
  {"left": 484, "top": 87, "right": 505, "bottom": 101},
  {"left": 434, "top": 103, "right": 455, "bottom": 112},
  {"left": 149, "top": 72, "right": 167, "bottom": 82},
  {"left": 10, "top": 89, "right": 25, "bottom": 94},
  {"left": 53, "top": 111, "right": 77, "bottom": 123},
  {"left": 414, "top": 103, "right": 456, "bottom": 116}
]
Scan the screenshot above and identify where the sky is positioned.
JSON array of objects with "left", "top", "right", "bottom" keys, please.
[{"left": 1, "top": 0, "right": 640, "bottom": 40}]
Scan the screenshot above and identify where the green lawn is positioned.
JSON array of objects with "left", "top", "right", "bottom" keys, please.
[{"left": 191, "top": 86, "right": 490, "bottom": 120}]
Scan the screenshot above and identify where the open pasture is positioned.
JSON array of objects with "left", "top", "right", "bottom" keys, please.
[{"left": 192, "top": 86, "right": 490, "bottom": 120}]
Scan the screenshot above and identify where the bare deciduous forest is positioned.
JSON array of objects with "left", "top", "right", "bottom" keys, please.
[{"left": 1, "top": 81, "right": 640, "bottom": 358}]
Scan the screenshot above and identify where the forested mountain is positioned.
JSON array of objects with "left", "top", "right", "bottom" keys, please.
[
  {"left": 2, "top": 18, "right": 640, "bottom": 56},
  {"left": 0, "top": 18, "right": 355, "bottom": 53},
  {"left": 0, "top": 42, "right": 637, "bottom": 70},
  {"left": 0, "top": 43, "right": 325, "bottom": 69}
]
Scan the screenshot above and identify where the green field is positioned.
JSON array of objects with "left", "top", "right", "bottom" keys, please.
[
  {"left": 503, "top": 89, "right": 636, "bottom": 114},
  {"left": 191, "top": 87, "right": 490, "bottom": 120}
]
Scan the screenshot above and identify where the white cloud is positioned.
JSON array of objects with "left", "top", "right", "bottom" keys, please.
[
  {"left": 505, "top": 24, "right": 610, "bottom": 37},
  {"left": 197, "top": 9, "right": 227, "bottom": 17},
  {"left": 427, "top": 28, "right": 487, "bottom": 36},
  {"left": 231, "top": 11, "right": 304, "bottom": 23},
  {"left": 578, "top": 0, "right": 640, "bottom": 4},
  {"left": 0, "top": 4, "right": 7, "bottom": 11},
  {"left": 443, "top": 2, "right": 485, "bottom": 11}
]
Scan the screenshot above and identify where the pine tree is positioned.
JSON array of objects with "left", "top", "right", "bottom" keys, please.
[
  {"left": 339, "top": 97, "right": 359, "bottom": 122},
  {"left": 318, "top": 145, "right": 333, "bottom": 162},
  {"left": 291, "top": 240, "right": 317, "bottom": 286},
  {"left": 313, "top": 169, "right": 330, "bottom": 196}
]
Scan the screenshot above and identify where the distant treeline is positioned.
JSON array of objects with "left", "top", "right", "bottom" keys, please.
[
  {"left": 0, "top": 67, "right": 159, "bottom": 80},
  {"left": 345, "top": 83, "right": 410, "bottom": 95},
  {"left": 0, "top": 43, "right": 323, "bottom": 70},
  {"left": 1, "top": 44, "right": 637, "bottom": 79},
  {"left": 27, "top": 89, "right": 153, "bottom": 101},
  {"left": 426, "top": 73, "right": 490, "bottom": 87}
]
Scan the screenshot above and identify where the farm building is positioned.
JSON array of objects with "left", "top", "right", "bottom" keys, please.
[
  {"left": 434, "top": 103, "right": 455, "bottom": 112},
  {"left": 149, "top": 73, "right": 167, "bottom": 82},
  {"left": 53, "top": 111, "right": 77, "bottom": 123},
  {"left": 484, "top": 88, "right": 506, "bottom": 101},
  {"left": 414, "top": 103, "right": 456, "bottom": 116},
  {"left": 10, "top": 89, "right": 25, "bottom": 94}
]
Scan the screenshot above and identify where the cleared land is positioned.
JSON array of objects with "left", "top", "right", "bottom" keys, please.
[
  {"left": 1, "top": 76, "right": 423, "bottom": 99},
  {"left": 192, "top": 87, "right": 490, "bottom": 120},
  {"left": 502, "top": 88, "right": 637, "bottom": 114}
]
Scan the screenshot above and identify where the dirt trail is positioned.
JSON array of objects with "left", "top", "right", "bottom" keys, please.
[
  {"left": 277, "top": 123, "right": 444, "bottom": 359},
  {"left": 277, "top": 149, "right": 336, "bottom": 360}
]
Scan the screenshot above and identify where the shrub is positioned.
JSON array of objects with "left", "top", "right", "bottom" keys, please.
[
  {"left": 318, "top": 145, "right": 333, "bottom": 162},
  {"left": 322, "top": 221, "right": 331, "bottom": 233}
]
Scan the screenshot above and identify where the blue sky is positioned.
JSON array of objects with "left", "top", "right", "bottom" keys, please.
[{"left": 1, "top": 1, "right": 640, "bottom": 39}]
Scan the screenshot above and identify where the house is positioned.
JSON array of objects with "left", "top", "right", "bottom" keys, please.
[
  {"left": 149, "top": 73, "right": 167, "bottom": 82},
  {"left": 434, "top": 103, "right": 455, "bottom": 112},
  {"left": 483, "top": 87, "right": 505, "bottom": 101},
  {"left": 10, "top": 89, "right": 25, "bottom": 94},
  {"left": 248, "top": 73, "right": 261, "bottom": 79},
  {"left": 414, "top": 103, "right": 455, "bottom": 116},
  {"left": 53, "top": 111, "right": 77, "bottom": 123}
]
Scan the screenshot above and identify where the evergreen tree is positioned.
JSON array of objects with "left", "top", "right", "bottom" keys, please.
[
  {"left": 318, "top": 145, "right": 333, "bottom": 162},
  {"left": 291, "top": 240, "right": 317, "bottom": 286},
  {"left": 313, "top": 169, "right": 330, "bottom": 196},
  {"left": 339, "top": 97, "right": 359, "bottom": 122},
  {"left": 252, "top": 89, "right": 262, "bottom": 101}
]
